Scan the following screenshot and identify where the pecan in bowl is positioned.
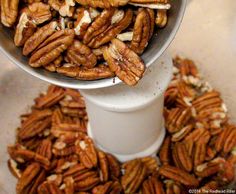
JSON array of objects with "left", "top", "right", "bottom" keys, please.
[{"left": 0, "top": 0, "right": 186, "bottom": 88}]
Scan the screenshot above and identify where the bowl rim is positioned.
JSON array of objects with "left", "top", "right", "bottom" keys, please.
[{"left": 0, "top": 0, "right": 187, "bottom": 90}]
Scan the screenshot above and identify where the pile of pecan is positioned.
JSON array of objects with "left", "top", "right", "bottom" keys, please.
[
  {"left": 7, "top": 57, "right": 236, "bottom": 194},
  {"left": 0, "top": 0, "right": 171, "bottom": 86}
]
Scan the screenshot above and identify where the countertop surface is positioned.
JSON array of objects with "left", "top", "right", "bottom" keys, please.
[{"left": 0, "top": 0, "right": 236, "bottom": 193}]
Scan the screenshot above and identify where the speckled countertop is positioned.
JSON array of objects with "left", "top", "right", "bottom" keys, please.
[{"left": 0, "top": 0, "right": 236, "bottom": 193}]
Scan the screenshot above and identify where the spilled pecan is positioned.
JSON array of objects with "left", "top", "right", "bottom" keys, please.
[
  {"left": 75, "top": 137, "right": 98, "bottom": 168},
  {"left": 121, "top": 159, "right": 147, "bottom": 193},
  {"left": 215, "top": 124, "right": 236, "bottom": 154},
  {"left": 34, "top": 85, "right": 65, "bottom": 108},
  {"left": 159, "top": 136, "right": 171, "bottom": 165},
  {"left": 172, "top": 142, "right": 192, "bottom": 172},
  {"left": 16, "top": 163, "right": 45, "bottom": 194},
  {"left": 92, "top": 181, "right": 122, "bottom": 194},
  {"left": 165, "top": 107, "right": 192, "bottom": 133},
  {"left": 142, "top": 176, "right": 165, "bottom": 194},
  {"left": 159, "top": 165, "right": 199, "bottom": 187},
  {"left": 98, "top": 151, "right": 109, "bottom": 182},
  {"left": 194, "top": 157, "right": 225, "bottom": 178}
]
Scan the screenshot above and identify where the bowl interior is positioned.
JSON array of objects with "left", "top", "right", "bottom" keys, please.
[{"left": 0, "top": 0, "right": 186, "bottom": 89}]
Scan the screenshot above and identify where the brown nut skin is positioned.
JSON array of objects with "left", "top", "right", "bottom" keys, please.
[
  {"left": 29, "top": 29, "right": 75, "bottom": 67},
  {"left": 66, "top": 40, "right": 97, "bottom": 68},
  {"left": 14, "top": 13, "right": 37, "bottom": 47},
  {"left": 57, "top": 64, "right": 115, "bottom": 81},
  {"left": 104, "top": 38, "right": 145, "bottom": 86},
  {"left": 75, "top": 0, "right": 129, "bottom": 8},
  {"left": 1, "top": 0, "right": 19, "bottom": 27}
]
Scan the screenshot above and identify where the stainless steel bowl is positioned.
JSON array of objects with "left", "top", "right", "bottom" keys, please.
[{"left": 0, "top": 0, "right": 186, "bottom": 89}]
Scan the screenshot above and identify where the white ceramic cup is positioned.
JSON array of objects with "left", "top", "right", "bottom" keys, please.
[{"left": 80, "top": 53, "right": 173, "bottom": 162}]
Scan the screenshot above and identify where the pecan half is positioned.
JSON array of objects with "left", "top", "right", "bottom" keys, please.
[
  {"left": 171, "top": 124, "right": 193, "bottom": 142},
  {"left": 192, "top": 91, "right": 222, "bottom": 113},
  {"left": 106, "top": 154, "right": 121, "bottom": 180},
  {"left": 74, "top": 8, "right": 92, "bottom": 39},
  {"left": 193, "top": 135, "right": 209, "bottom": 167},
  {"left": 36, "top": 139, "right": 52, "bottom": 160},
  {"left": 84, "top": 9, "right": 133, "bottom": 48},
  {"left": 34, "top": 85, "right": 65, "bottom": 109},
  {"left": 57, "top": 64, "right": 115, "bottom": 80},
  {"left": 22, "top": 2, "right": 52, "bottom": 25},
  {"left": 104, "top": 38, "right": 145, "bottom": 86},
  {"left": 98, "top": 151, "right": 109, "bottom": 182},
  {"left": 64, "top": 177, "right": 75, "bottom": 194},
  {"left": 159, "top": 136, "right": 171, "bottom": 165},
  {"left": 199, "top": 181, "right": 219, "bottom": 190},
  {"left": 130, "top": 8, "right": 154, "bottom": 54},
  {"left": 16, "top": 163, "right": 45, "bottom": 194},
  {"left": 48, "top": 0, "right": 75, "bottom": 17},
  {"left": 82, "top": 9, "right": 115, "bottom": 45},
  {"left": 8, "top": 159, "right": 22, "bottom": 179},
  {"left": 1, "top": 0, "right": 19, "bottom": 27},
  {"left": 159, "top": 165, "right": 199, "bottom": 187},
  {"left": 172, "top": 142, "right": 192, "bottom": 172},
  {"left": 121, "top": 159, "right": 147, "bottom": 193},
  {"left": 75, "top": 0, "right": 129, "bottom": 8},
  {"left": 23, "top": 21, "right": 58, "bottom": 56},
  {"left": 165, "top": 107, "right": 192, "bottom": 133},
  {"left": 8, "top": 146, "right": 50, "bottom": 168},
  {"left": 141, "top": 157, "right": 159, "bottom": 174},
  {"left": 165, "top": 180, "right": 183, "bottom": 194},
  {"left": 194, "top": 157, "right": 225, "bottom": 178},
  {"left": 129, "top": 0, "right": 171, "bottom": 10},
  {"left": 18, "top": 109, "right": 52, "bottom": 140},
  {"left": 215, "top": 125, "right": 236, "bottom": 154},
  {"left": 14, "top": 13, "right": 37, "bottom": 47},
  {"left": 38, "top": 181, "right": 63, "bottom": 194},
  {"left": 142, "top": 176, "right": 165, "bottom": 194},
  {"left": 156, "top": 10, "right": 168, "bottom": 28},
  {"left": 75, "top": 137, "right": 98, "bottom": 169},
  {"left": 92, "top": 181, "right": 122, "bottom": 194},
  {"left": 66, "top": 40, "right": 97, "bottom": 68},
  {"left": 29, "top": 29, "right": 75, "bottom": 67}
]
